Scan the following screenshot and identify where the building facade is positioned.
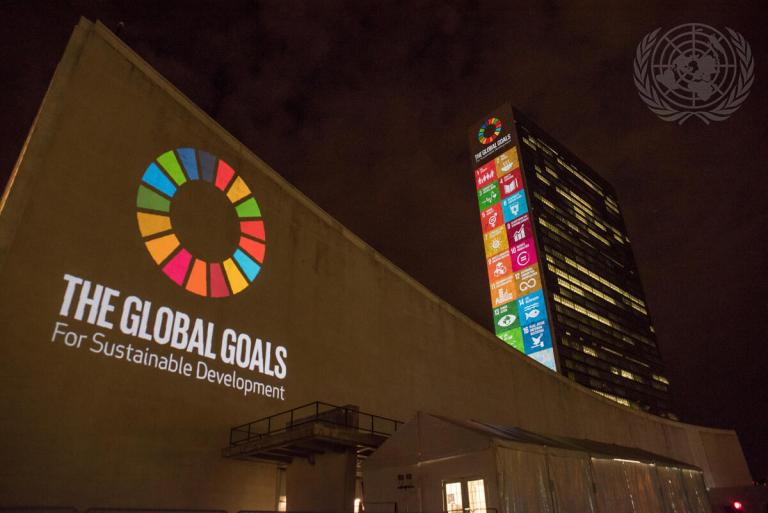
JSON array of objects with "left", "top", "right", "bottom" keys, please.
[
  {"left": 0, "top": 19, "right": 751, "bottom": 510},
  {"left": 470, "top": 106, "right": 673, "bottom": 417}
]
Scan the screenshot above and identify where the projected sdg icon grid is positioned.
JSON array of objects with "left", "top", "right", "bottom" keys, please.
[{"left": 474, "top": 145, "right": 556, "bottom": 371}]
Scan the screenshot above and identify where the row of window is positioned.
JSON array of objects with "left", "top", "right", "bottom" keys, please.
[
  {"left": 520, "top": 133, "right": 607, "bottom": 199},
  {"left": 536, "top": 213, "right": 638, "bottom": 290},
  {"left": 553, "top": 293, "right": 656, "bottom": 350},
  {"left": 605, "top": 195, "right": 621, "bottom": 217},
  {"left": 554, "top": 295, "right": 661, "bottom": 367},
  {"left": 521, "top": 140, "right": 618, "bottom": 228},
  {"left": 535, "top": 184, "right": 583, "bottom": 227},
  {"left": 536, "top": 188, "right": 616, "bottom": 248},
  {"left": 564, "top": 361, "right": 671, "bottom": 414},
  {"left": 538, "top": 216, "right": 611, "bottom": 271},
  {"left": 523, "top": 158, "right": 637, "bottom": 272},
  {"left": 543, "top": 240, "right": 648, "bottom": 315},
  {"left": 560, "top": 326, "right": 660, "bottom": 373},
  {"left": 556, "top": 156, "right": 605, "bottom": 197},
  {"left": 560, "top": 333, "right": 657, "bottom": 378},
  {"left": 548, "top": 258, "right": 619, "bottom": 309},
  {"left": 554, "top": 293, "right": 619, "bottom": 332},
  {"left": 561, "top": 352, "right": 671, "bottom": 407},
  {"left": 548, "top": 265, "right": 653, "bottom": 340},
  {"left": 592, "top": 389, "right": 631, "bottom": 407},
  {"left": 554, "top": 305, "right": 664, "bottom": 368},
  {"left": 566, "top": 342, "right": 669, "bottom": 392},
  {"left": 544, "top": 249, "right": 652, "bottom": 333}
]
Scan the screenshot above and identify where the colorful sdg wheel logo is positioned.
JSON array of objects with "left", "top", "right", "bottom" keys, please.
[
  {"left": 477, "top": 117, "right": 502, "bottom": 145},
  {"left": 136, "top": 148, "right": 265, "bottom": 298}
]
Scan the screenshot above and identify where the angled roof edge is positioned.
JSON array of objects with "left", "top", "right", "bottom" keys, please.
[{"left": 428, "top": 413, "right": 700, "bottom": 471}]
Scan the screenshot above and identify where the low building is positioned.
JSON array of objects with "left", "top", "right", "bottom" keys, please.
[{"left": 364, "top": 412, "right": 711, "bottom": 512}]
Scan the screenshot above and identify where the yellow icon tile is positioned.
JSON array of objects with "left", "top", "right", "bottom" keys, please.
[
  {"left": 226, "top": 176, "right": 252, "bottom": 204},
  {"left": 144, "top": 234, "right": 180, "bottom": 264},
  {"left": 137, "top": 212, "right": 172, "bottom": 237},
  {"left": 223, "top": 258, "right": 248, "bottom": 294}
]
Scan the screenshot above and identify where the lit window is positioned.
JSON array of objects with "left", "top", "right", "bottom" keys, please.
[
  {"left": 587, "top": 227, "right": 610, "bottom": 246},
  {"left": 601, "top": 345, "right": 623, "bottom": 357},
  {"left": 556, "top": 157, "right": 604, "bottom": 195},
  {"left": 536, "top": 172, "right": 552, "bottom": 186},
  {"left": 523, "top": 136, "right": 537, "bottom": 149},
  {"left": 593, "top": 390, "right": 631, "bottom": 407}
]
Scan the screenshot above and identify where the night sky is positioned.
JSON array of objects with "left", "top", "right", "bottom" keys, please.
[{"left": 1, "top": 1, "right": 766, "bottom": 480}]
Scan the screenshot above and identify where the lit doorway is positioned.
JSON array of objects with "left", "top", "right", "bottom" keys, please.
[{"left": 443, "top": 478, "right": 487, "bottom": 512}]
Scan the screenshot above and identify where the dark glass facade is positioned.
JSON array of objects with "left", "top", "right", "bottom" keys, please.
[{"left": 514, "top": 111, "right": 675, "bottom": 418}]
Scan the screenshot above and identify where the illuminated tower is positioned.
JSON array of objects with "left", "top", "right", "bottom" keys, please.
[{"left": 469, "top": 105, "right": 674, "bottom": 418}]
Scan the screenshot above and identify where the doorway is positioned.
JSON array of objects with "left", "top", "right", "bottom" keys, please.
[{"left": 443, "top": 478, "right": 487, "bottom": 512}]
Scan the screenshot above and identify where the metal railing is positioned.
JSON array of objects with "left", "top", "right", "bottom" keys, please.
[{"left": 229, "top": 401, "right": 403, "bottom": 446}]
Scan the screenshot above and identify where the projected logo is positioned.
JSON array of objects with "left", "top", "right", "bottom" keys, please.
[
  {"left": 634, "top": 24, "right": 754, "bottom": 124},
  {"left": 477, "top": 117, "right": 502, "bottom": 145},
  {"left": 136, "top": 148, "right": 266, "bottom": 298}
]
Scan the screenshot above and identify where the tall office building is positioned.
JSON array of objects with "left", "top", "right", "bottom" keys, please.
[{"left": 469, "top": 104, "right": 674, "bottom": 418}]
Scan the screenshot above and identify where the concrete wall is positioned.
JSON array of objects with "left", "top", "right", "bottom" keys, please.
[
  {"left": 0, "top": 18, "right": 751, "bottom": 509},
  {"left": 287, "top": 452, "right": 356, "bottom": 513}
]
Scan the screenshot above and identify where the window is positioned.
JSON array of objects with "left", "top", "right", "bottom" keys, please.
[{"left": 444, "top": 478, "right": 487, "bottom": 513}]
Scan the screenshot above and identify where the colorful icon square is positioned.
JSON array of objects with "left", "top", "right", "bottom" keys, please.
[
  {"left": 522, "top": 320, "right": 553, "bottom": 353},
  {"left": 514, "top": 263, "right": 542, "bottom": 296},
  {"left": 490, "top": 280, "right": 518, "bottom": 307},
  {"left": 517, "top": 290, "right": 547, "bottom": 326},
  {"left": 509, "top": 238, "right": 538, "bottom": 271},
  {"left": 480, "top": 203, "right": 504, "bottom": 234},
  {"left": 490, "top": 274, "right": 515, "bottom": 294},
  {"left": 493, "top": 301, "right": 520, "bottom": 333},
  {"left": 499, "top": 168, "right": 523, "bottom": 198},
  {"left": 494, "top": 147, "right": 520, "bottom": 178},
  {"left": 498, "top": 328, "right": 524, "bottom": 352},
  {"left": 502, "top": 190, "right": 528, "bottom": 223},
  {"left": 474, "top": 161, "right": 497, "bottom": 190},
  {"left": 506, "top": 214, "right": 532, "bottom": 243},
  {"left": 487, "top": 251, "right": 513, "bottom": 283},
  {"left": 477, "top": 182, "right": 501, "bottom": 210},
  {"left": 483, "top": 226, "right": 509, "bottom": 258}
]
